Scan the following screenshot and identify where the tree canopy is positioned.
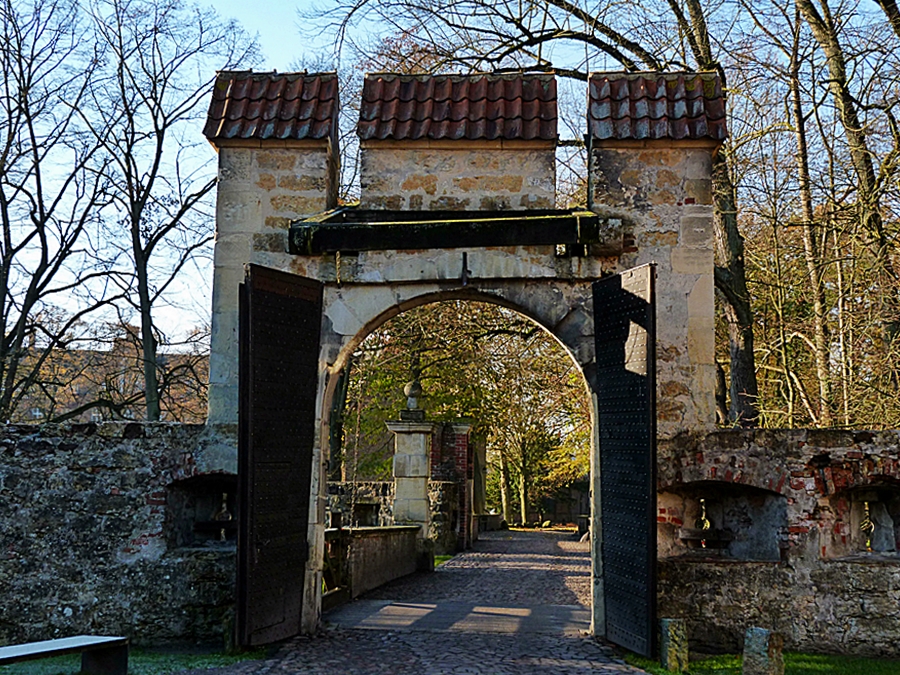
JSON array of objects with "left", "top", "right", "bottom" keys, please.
[
  {"left": 338, "top": 300, "right": 591, "bottom": 522},
  {"left": 308, "top": 0, "right": 900, "bottom": 428}
]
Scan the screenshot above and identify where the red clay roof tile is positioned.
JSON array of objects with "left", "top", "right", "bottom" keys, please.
[
  {"left": 358, "top": 73, "right": 557, "bottom": 141},
  {"left": 588, "top": 72, "right": 727, "bottom": 142},
  {"left": 203, "top": 71, "right": 338, "bottom": 143}
]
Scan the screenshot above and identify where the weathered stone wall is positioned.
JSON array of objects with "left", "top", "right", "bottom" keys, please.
[
  {"left": 658, "top": 429, "right": 900, "bottom": 656},
  {"left": 592, "top": 141, "right": 718, "bottom": 433},
  {"left": 0, "top": 422, "right": 237, "bottom": 646},
  {"left": 428, "top": 481, "right": 460, "bottom": 555},
  {"left": 347, "top": 526, "right": 419, "bottom": 598},
  {"left": 359, "top": 141, "right": 556, "bottom": 210},
  {"left": 209, "top": 141, "right": 337, "bottom": 424},
  {"left": 326, "top": 481, "right": 394, "bottom": 527}
]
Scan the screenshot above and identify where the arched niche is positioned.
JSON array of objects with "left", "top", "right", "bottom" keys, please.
[
  {"left": 658, "top": 480, "right": 787, "bottom": 561},
  {"left": 166, "top": 474, "right": 237, "bottom": 548},
  {"left": 823, "top": 480, "right": 900, "bottom": 559}
]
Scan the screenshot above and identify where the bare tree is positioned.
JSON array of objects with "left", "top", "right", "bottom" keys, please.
[
  {"left": 311, "top": 0, "right": 762, "bottom": 423},
  {"left": 0, "top": 0, "right": 124, "bottom": 422},
  {"left": 80, "top": 0, "right": 257, "bottom": 420}
]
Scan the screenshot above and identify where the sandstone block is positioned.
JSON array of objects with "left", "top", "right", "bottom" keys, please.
[
  {"left": 218, "top": 148, "right": 253, "bottom": 182},
  {"left": 270, "top": 194, "right": 326, "bottom": 215},
  {"left": 671, "top": 247, "right": 712, "bottom": 275},
  {"left": 252, "top": 232, "right": 286, "bottom": 253},
  {"left": 256, "top": 150, "right": 296, "bottom": 170},
  {"left": 278, "top": 174, "right": 326, "bottom": 191},
  {"left": 680, "top": 215, "right": 712, "bottom": 247},
  {"left": 401, "top": 174, "right": 438, "bottom": 195},
  {"left": 660, "top": 618, "right": 689, "bottom": 672},
  {"left": 742, "top": 627, "right": 784, "bottom": 675},
  {"left": 255, "top": 173, "right": 276, "bottom": 190},
  {"left": 685, "top": 178, "right": 713, "bottom": 204}
]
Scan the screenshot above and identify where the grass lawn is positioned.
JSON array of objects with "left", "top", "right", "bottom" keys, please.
[
  {"left": 626, "top": 652, "right": 900, "bottom": 674},
  {"left": 434, "top": 554, "right": 454, "bottom": 566},
  {"left": 0, "top": 647, "right": 268, "bottom": 675}
]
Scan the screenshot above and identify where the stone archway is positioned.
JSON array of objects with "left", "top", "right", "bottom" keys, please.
[{"left": 203, "top": 69, "right": 723, "bottom": 656}]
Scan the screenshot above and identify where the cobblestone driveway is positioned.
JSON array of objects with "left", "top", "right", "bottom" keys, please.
[{"left": 189, "top": 530, "right": 650, "bottom": 675}]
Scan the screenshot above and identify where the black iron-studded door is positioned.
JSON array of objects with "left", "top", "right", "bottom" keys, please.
[
  {"left": 237, "top": 264, "right": 323, "bottom": 646},
  {"left": 592, "top": 264, "right": 657, "bottom": 657}
]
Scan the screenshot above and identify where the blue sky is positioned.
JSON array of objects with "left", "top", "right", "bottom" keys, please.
[{"left": 213, "top": 0, "right": 332, "bottom": 71}]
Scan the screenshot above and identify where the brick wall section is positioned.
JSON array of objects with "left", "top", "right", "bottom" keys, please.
[
  {"left": 359, "top": 141, "right": 556, "bottom": 211},
  {"left": 427, "top": 424, "right": 471, "bottom": 550},
  {"left": 658, "top": 429, "right": 900, "bottom": 656},
  {"left": 0, "top": 422, "right": 237, "bottom": 646}
]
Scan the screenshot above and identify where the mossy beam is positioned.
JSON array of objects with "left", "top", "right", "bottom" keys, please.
[{"left": 288, "top": 211, "right": 606, "bottom": 255}]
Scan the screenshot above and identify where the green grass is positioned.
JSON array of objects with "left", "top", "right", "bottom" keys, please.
[
  {"left": 625, "top": 652, "right": 900, "bottom": 675},
  {"left": 0, "top": 647, "right": 268, "bottom": 675},
  {"left": 434, "top": 554, "right": 454, "bottom": 566}
]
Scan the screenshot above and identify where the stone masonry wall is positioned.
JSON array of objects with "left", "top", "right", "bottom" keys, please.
[
  {"left": 359, "top": 141, "right": 556, "bottom": 210},
  {"left": 657, "top": 429, "right": 900, "bottom": 656},
  {"left": 0, "top": 423, "right": 237, "bottom": 646},
  {"left": 209, "top": 141, "right": 336, "bottom": 424},
  {"left": 593, "top": 141, "right": 717, "bottom": 434}
]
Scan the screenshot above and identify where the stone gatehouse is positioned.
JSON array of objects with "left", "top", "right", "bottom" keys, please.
[{"left": 2, "top": 68, "right": 899, "bottom": 657}]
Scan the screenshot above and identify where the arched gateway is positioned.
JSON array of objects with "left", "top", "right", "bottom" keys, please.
[{"left": 203, "top": 70, "right": 724, "bottom": 657}]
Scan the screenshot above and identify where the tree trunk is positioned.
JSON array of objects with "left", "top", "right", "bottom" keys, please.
[
  {"left": 789, "top": 31, "right": 833, "bottom": 425},
  {"left": 713, "top": 152, "right": 759, "bottom": 425},
  {"left": 133, "top": 241, "right": 160, "bottom": 421},
  {"left": 499, "top": 452, "right": 513, "bottom": 524},
  {"left": 518, "top": 466, "right": 528, "bottom": 526}
]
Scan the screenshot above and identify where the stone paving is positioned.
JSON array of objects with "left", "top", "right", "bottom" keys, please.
[{"left": 182, "top": 530, "right": 650, "bottom": 675}]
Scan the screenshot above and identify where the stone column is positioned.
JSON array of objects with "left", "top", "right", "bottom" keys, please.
[{"left": 386, "top": 413, "right": 436, "bottom": 571}]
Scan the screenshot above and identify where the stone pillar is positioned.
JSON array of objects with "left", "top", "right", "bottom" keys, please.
[
  {"left": 386, "top": 417, "right": 437, "bottom": 571},
  {"left": 659, "top": 618, "right": 689, "bottom": 672},
  {"left": 742, "top": 627, "right": 784, "bottom": 675}
]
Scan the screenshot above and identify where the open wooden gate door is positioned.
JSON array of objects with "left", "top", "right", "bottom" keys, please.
[
  {"left": 593, "top": 264, "right": 657, "bottom": 657},
  {"left": 237, "top": 264, "right": 323, "bottom": 647}
]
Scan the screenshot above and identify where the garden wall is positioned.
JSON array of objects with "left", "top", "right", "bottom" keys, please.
[
  {"left": 0, "top": 422, "right": 236, "bottom": 646},
  {"left": 657, "top": 429, "right": 900, "bottom": 656}
]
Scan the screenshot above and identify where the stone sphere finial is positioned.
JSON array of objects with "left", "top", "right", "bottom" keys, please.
[{"left": 403, "top": 378, "right": 423, "bottom": 409}]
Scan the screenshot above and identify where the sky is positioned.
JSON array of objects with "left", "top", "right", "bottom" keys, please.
[{"left": 214, "top": 0, "right": 332, "bottom": 72}]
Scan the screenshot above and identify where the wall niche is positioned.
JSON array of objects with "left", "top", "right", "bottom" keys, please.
[
  {"left": 166, "top": 474, "right": 237, "bottom": 548},
  {"left": 658, "top": 481, "right": 787, "bottom": 561},
  {"left": 824, "top": 482, "right": 900, "bottom": 559}
]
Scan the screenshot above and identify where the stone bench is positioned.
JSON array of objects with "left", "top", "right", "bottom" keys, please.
[{"left": 0, "top": 635, "right": 129, "bottom": 675}]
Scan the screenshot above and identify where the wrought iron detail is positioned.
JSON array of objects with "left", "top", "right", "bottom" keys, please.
[
  {"left": 593, "top": 264, "right": 657, "bottom": 658},
  {"left": 237, "top": 265, "right": 323, "bottom": 647}
]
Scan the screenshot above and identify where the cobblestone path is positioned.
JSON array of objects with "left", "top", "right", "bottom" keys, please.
[{"left": 185, "top": 530, "right": 650, "bottom": 675}]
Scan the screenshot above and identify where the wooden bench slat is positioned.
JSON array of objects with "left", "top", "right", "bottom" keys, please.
[{"left": 0, "top": 636, "right": 128, "bottom": 665}]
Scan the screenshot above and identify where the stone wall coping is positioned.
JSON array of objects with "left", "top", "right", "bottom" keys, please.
[
  {"left": 592, "top": 138, "right": 720, "bottom": 150},
  {"left": 660, "top": 558, "right": 784, "bottom": 566},
  {"left": 386, "top": 421, "right": 438, "bottom": 434},
  {"left": 209, "top": 138, "right": 331, "bottom": 150},
  {"left": 359, "top": 138, "right": 555, "bottom": 151}
]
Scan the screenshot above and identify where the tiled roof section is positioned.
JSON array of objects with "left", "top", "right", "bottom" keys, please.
[
  {"left": 203, "top": 71, "right": 338, "bottom": 142},
  {"left": 358, "top": 73, "right": 557, "bottom": 141},
  {"left": 588, "top": 72, "right": 726, "bottom": 141}
]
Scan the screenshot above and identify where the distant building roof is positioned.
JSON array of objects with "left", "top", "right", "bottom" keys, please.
[
  {"left": 203, "top": 71, "right": 339, "bottom": 143},
  {"left": 358, "top": 73, "right": 557, "bottom": 142},
  {"left": 588, "top": 72, "right": 726, "bottom": 142}
]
